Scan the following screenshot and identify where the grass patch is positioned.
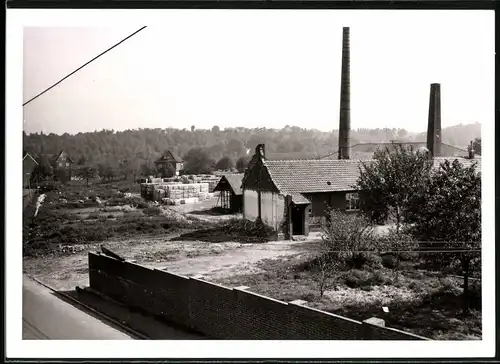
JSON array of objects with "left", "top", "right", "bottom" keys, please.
[
  {"left": 23, "top": 202, "right": 210, "bottom": 257},
  {"left": 209, "top": 253, "right": 481, "bottom": 340}
]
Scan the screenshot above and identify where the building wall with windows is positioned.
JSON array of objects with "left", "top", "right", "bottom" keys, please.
[{"left": 304, "top": 191, "right": 360, "bottom": 218}]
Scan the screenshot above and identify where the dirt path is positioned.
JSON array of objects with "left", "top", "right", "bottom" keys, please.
[{"left": 150, "top": 240, "right": 313, "bottom": 278}]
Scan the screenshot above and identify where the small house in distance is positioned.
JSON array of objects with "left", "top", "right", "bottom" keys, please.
[
  {"left": 154, "top": 150, "right": 184, "bottom": 176},
  {"left": 23, "top": 152, "right": 38, "bottom": 188},
  {"left": 213, "top": 173, "right": 244, "bottom": 213},
  {"left": 52, "top": 149, "right": 73, "bottom": 182}
]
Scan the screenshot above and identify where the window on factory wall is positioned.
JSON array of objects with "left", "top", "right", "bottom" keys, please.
[{"left": 345, "top": 192, "right": 360, "bottom": 212}]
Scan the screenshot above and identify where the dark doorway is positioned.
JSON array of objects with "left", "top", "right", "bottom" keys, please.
[{"left": 292, "top": 205, "right": 305, "bottom": 235}]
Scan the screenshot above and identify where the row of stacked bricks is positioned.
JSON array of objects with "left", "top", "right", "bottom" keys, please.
[{"left": 165, "top": 183, "right": 210, "bottom": 199}]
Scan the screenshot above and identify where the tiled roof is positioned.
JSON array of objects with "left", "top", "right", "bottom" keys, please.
[
  {"left": 321, "top": 151, "right": 374, "bottom": 161},
  {"left": 266, "top": 152, "right": 322, "bottom": 160},
  {"left": 264, "top": 159, "right": 370, "bottom": 194},
  {"left": 216, "top": 173, "right": 244, "bottom": 195},
  {"left": 433, "top": 157, "right": 481, "bottom": 172},
  {"left": 291, "top": 193, "right": 311, "bottom": 204},
  {"left": 262, "top": 156, "right": 480, "bottom": 199}
]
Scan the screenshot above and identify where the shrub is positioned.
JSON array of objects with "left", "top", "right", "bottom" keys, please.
[
  {"left": 87, "top": 212, "right": 100, "bottom": 220},
  {"left": 348, "top": 252, "right": 383, "bottom": 269},
  {"left": 381, "top": 254, "right": 399, "bottom": 269},
  {"left": 221, "top": 218, "right": 277, "bottom": 243},
  {"left": 343, "top": 269, "right": 391, "bottom": 288},
  {"left": 144, "top": 206, "right": 162, "bottom": 216},
  {"left": 344, "top": 270, "right": 370, "bottom": 288},
  {"left": 320, "top": 209, "right": 375, "bottom": 270},
  {"left": 438, "top": 277, "right": 462, "bottom": 296},
  {"left": 136, "top": 201, "right": 149, "bottom": 209}
]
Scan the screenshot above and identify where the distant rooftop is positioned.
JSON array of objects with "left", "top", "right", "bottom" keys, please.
[{"left": 320, "top": 142, "right": 470, "bottom": 160}]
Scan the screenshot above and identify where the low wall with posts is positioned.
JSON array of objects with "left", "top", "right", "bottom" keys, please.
[{"left": 88, "top": 252, "right": 429, "bottom": 340}]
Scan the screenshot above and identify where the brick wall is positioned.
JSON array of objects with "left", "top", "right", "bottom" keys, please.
[{"left": 88, "top": 252, "right": 429, "bottom": 340}]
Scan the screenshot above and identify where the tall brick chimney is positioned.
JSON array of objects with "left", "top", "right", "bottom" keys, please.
[
  {"left": 468, "top": 140, "right": 475, "bottom": 159},
  {"left": 427, "top": 83, "right": 442, "bottom": 158},
  {"left": 338, "top": 27, "right": 351, "bottom": 160}
]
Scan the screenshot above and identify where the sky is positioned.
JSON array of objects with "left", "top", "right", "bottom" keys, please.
[{"left": 22, "top": 10, "right": 494, "bottom": 135}]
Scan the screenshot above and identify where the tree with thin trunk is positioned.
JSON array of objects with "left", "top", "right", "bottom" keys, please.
[
  {"left": 76, "top": 166, "right": 97, "bottom": 187},
  {"left": 356, "top": 144, "right": 432, "bottom": 230},
  {"left": 406, "top": 159, "right": 481, "bottom": 315}
]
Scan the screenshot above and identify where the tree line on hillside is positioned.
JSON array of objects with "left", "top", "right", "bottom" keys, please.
[{"left": 23, "top": 124, "right": 480, "bottom": 166}]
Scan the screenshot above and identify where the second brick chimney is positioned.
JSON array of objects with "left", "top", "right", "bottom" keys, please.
[
  {"left": 338, "top": 27, "right": 351, "bottom": 160},
  {"left": 426, "top": 83, "right": 442, "bottom": 158}
]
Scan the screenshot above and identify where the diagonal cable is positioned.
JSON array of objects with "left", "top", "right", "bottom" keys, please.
[{"left": 23, "top": 26, "right": 147, "bottom": 107}]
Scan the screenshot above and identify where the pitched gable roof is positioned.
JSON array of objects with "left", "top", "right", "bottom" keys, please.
[
  {"left": 261, "top": 156, "right": 481, "bottom": 199},
  {"left": 53, "top": 149, "right": 73, "bottom": 163},
  {"left": 264, "top": 159, "right": 368, "bottom": 195},
  {"left": 155, "top": 150, "right": 183, "bottom": 163},
  {"left": 214, "top": 173, "right": 244, "bottom": 195},
  {"left": 23, "top": 152, "right": 38, "bottom": 165}
]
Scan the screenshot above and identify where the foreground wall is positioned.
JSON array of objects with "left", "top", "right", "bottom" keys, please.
[{"left": 88, "top": 252, "right": 429, "bottom": 341}]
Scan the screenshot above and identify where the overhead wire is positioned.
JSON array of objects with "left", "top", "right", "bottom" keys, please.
[{"left": 23, "top": 26, "right": 147, "bottom": 107}]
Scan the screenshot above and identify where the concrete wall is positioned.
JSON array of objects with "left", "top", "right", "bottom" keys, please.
[{"left": 89, "top": 252, "right": 429, "bottom": 341}]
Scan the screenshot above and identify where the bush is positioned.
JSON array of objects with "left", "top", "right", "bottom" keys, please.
[
  {"left": 438, "top": 277, "right": 462, "bottom": 296},
  {"left": 321, "top": 209, "right": 375, "bottom": 269},
  {"left": 381, "top": 254, "right": 399, "bottom": 269},
  {"left": 87, "top": 212, "right": 100, "bottom": 220},
  {"left": 136, "top": 201, "right": 149, "bottom": 209},
  {"left": 344, "top": 269, "right": 370, "bottom": 288},
  {"left": 143, "top": 207, "right": 162, "bottom": 216},
  {"left": 219, "top": 218, "right": 277, "bottom": 243},
  {"left": 348, "top": 252, "right": 383, "bottom": 269},
  {"left": 343, "top": 269, "right": 392, "bottom": 288}
]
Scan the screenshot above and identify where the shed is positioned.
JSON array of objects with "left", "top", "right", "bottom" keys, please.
[{"left": 213, "top": 173, "right": 244, "bottom": 213}]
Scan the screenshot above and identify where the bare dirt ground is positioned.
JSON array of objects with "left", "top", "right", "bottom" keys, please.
[
  {"left": 22, "top": 193, "right": 377, "bottom": 292},
  {"left": 23, "top": 228, "right": 320, "bottom": 292}
]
